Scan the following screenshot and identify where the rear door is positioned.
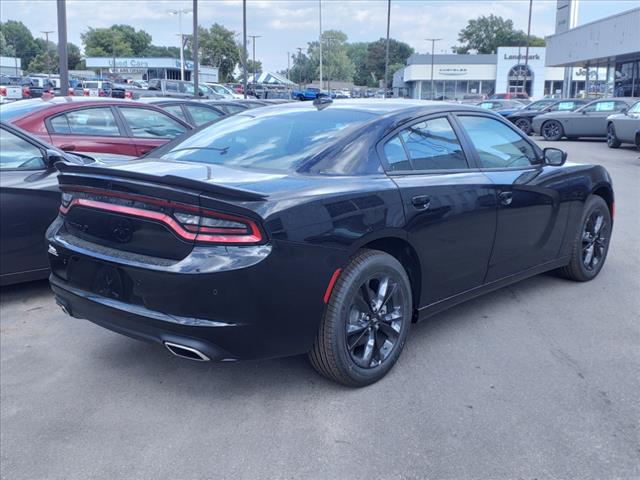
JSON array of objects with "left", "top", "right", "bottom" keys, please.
[
  {"left": 380, "top": 114, "right": 497, "bottom": 305},
  {"left": 568, "top": 100, "right": 629, "bottom": 136},
  {"left": 455, "top": 113, "right": 567, "bottom": 282},
  {"left": 46, "top": 106, "right": 137, "bottom": 155},
  {"left": 115, "top": 106, "right": 190, "bottom": 156}
]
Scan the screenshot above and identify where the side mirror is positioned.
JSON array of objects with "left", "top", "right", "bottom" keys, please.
[
  {"left": 45, "top": 149, "right": 66, "bottom": 167},
  {"left": 543, "top": 147, "right": 567, "bottom": 167}
]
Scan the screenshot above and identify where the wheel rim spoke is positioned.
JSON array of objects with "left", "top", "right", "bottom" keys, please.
[{"left": 361, "top": 329, "right": 376, "bottom": 366}]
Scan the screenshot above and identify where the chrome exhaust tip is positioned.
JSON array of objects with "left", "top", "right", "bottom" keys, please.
[{"left": 164, "top": 342, "right": 210, "bottom": 362}]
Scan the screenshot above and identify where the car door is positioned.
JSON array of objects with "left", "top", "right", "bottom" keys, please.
[
  {"left": 0, "top": 127, "right": 60, "bottom": 281},
  {"left": 115, "top": 106, "right": 190, "bottom": 156},
  {"left": 183, "top": 104, "right": 225, "bottom": 127},
  {"left": 568, "top": 100, "right": 629, "bottom": 137},
  {"left": 455, "top": 114, "right": 568, "bottom": 282},
  {"left": 614, "top": 101, "right": 640, "bottom": 142},
  {"left": 47, "top": 106, "right": 137, "bottom": 156},
  {"left": 379, "top": 114, "right": 497, "bottom": 305}
]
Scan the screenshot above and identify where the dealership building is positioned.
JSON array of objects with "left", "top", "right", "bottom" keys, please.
[
  {"left": 394, "top": 46, "right": 587, "bottom": 100},
  {"left": 84, "top": 57, "right": 219, "bottom": 83}
]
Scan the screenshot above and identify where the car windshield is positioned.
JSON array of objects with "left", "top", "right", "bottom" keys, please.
[
  {"left": 526, "top": 100, "right": 555, "bottom": 111},
  {"left": 158, "top": 108, "right": 375, "bottom": 172},
  {"left": 628, "top": 101, "right": 640, "bottom": 113},
  {"left": 0, "top": 100, "right": 52, "bottom": 121}
]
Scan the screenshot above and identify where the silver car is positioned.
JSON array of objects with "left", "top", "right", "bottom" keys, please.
[
  {"left": 606, "top": 100, "right": 640, "bottom": 149},
  {"left": 532, "top": 97, "right": 638, "bottom": 141}
]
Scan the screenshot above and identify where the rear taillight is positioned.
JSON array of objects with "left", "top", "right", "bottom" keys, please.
[
  {"left": 59, "top": 188, "right": 264, "bottom": 246},
  {"left": 125, "top": 91, "right": 133, "bottom": 99},
  {"left": 83, "top": 89, "right": 89, "bottom": 96},
  {"left": 98, "top": 90, "right": 106, "bottom": 97},
  {"left": 68, "top": 88, "right": 75, "bottom": 96},
  {"left": 22, "top": 86, "right": 30, "bottom": 98},
  {"left": 0, "top": 87, "right": 6, "bottom": 96}
]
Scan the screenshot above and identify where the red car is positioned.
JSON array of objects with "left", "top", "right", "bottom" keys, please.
[{"left": 0, "top": 97, "right": 192, "bottom": 156}]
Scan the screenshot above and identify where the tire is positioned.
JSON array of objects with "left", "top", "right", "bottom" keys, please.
[
  {"left": 557, "top": 195, "right": 612, "bottom": 282},
  {"left": 606, "top": 123, "right": 621, "bottom": 148},
  {"left": 309, "top": 250, "right": 412, "bottom": 387},
  {"left": 514, "top": 117, "right": 532, "bottom": 135},
  {"left": 541, "top": 120, "right": 564, "bottom": 141},
  {"left": 297, "top": 95, "right": 305, "bottom": 101}
]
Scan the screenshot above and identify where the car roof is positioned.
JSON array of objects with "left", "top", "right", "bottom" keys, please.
[{"left": 136, "top": 97, "right": 204, "bottom": 105}]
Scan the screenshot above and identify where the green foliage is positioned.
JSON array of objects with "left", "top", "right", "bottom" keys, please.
[
  {"left": 0, "top": 30, "right": 15, "bottom": 56},
  {"left": 364, "top": 38, "right": 414, "bottom": 86},
  {"left": 346, "top": 42, "right": 369, "bottom": 86},
  {"left": 188, "top": 24, "right": 239, "bottom": 83},
  {"left": 247, "top": 59, "right": 262, "bottom": 75},
  {"left": 453, "top": 15, "right": 545, "bottom": 54},
  {"left": 0, "top": 20, "right": 38, "bottom": 67},
  {"left": 82, "top": 27, "right": 134, "bottom": 57},
  {"left": 25, "top": 42, "right": 84, "bottom": 73},
  {"left": 289, "top": 50, "right": 317, "bottom": 86},
  {"left": 144, "top": 45, "right": 181, "bottom": 58},
  {"left": 308, "top": 30, "right": 355, "bottom": 83}
]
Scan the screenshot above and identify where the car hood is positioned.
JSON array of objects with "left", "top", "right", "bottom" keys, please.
[{"left": 506, "top": 110, "right": 540, "bottom": 118}]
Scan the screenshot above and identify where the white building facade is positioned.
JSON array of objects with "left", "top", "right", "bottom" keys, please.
[{"left": 84, "top": 57, "right": 219, "bottom": 83}]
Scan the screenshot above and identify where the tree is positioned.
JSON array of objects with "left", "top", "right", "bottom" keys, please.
[
  {"left": 364, "top": 38, "right": 413, "bottom": 86},
  {"left": 0, "top": 30, "right": 15, "bottom": 57},
  {"left": 82, "top": 27, "right": 133, "bottom": 57},
  {"left": 0, "top": 20, "right": 38, "bottom": 68},
  {"left": 111, "top": 25, "right": 151, "bottom": 56},
  {"left": 188, "top": 24, "right": 239, "bottom": 82},
  {"left": 26, "top": 41, "right": 84, "bottom": 73},
  {"left": 308, "top": 30, "right": 355, "bottom": 84},
  {"left": 247, "top": 59, "right": 262, "bottom": 75},
  {"left": 143, "top": 45, "right": 181, "bottom": 58},
  {"left": 289, "top": 51, "right": 316, "bottom": 86},
  {"left": 346, "top": 42, "right": 369, "bottom": 86},
  {"left": 453, "top": 15, "right": 545, "bottom": 54}
]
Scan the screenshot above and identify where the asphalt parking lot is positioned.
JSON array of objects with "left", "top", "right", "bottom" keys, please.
[{"left": 1, "top": 138, "right": 639, "bottom": 480}]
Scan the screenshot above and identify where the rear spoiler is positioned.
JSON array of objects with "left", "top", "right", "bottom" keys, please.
[{"left": 56, "top": 162, "right": 267, "bottom": 202}]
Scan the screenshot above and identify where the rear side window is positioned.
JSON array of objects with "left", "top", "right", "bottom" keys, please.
[
  {"left": 50, "top": 108, "right": 120, "bottom": 136},
  {"left": 224, "top": 104, "right": 248, "bottom": 114},
  {"left": 119, "top": 107, "right": 187, "bottom": 138},
  {"left": 162, "top": 104, "right": 187, "bottom": 122},
  {"left": 396, "top": 117, "right": 467, "bottom": 171},
  {"left": 458, "top": 115, "right": 537, "bottom": 169},
  {"left": 185, "top": 105, "right": 224, "bottom": 126},
  {"left": 383, "top": 135, "right": 411, "bottom": 171},
  {"left": 553, "top": 101, "right": 579, "bottom": 111}
]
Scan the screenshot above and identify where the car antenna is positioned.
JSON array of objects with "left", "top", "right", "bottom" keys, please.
[{"left": 313, "top": 97, "right": 333, "bottom": 110}]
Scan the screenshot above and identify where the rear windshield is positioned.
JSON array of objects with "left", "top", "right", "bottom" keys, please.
[
  {"left": 0, "top": 100, "right": 52, "bottom": 122},
  {"left": 158, "top": 108, "right": 375, "bottom": 171}
]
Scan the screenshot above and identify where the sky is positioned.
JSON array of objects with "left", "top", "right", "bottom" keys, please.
[{"left": 1, "top": 0, "right": 638, "bottom": 72}]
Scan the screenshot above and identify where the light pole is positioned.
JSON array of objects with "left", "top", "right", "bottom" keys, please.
[
  {"left": 56, "top": 0, "right": 68, "bottom": 93},
  {"left": 383, "top": 0, "right": 391, "bottom": 98},
  {"left": 192, "top": 0, "right": 199, "bottom": 97},
  {"left": 425, "top": 38, "right": 441, "bottom": 100},
  {"left": 318, "top": 0, "right": 323, "bottom": 90},
  {"left": 168, "top": 9, "right": 192, "bottom": 81},
  {"left": 296, "top": 47, "right": 303, "bottom": 88},
  {"left": 523, "top": 0, "right": 533, "bottom": 96},
  {"left": 248, "top": 35, "right": 261, "bottom": 83},
  {"left": 41, "top": 31, "right": 54, "bottom": 78},
  {"left": 242, "top": 0, "right": 247, "bottom": 98}
]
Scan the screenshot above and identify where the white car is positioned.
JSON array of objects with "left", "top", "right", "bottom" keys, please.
[{"left": 204, "top": 83, "right": 243, "bottom": 99}]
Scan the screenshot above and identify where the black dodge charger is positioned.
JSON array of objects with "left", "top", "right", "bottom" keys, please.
[{"left": 47, "top": 99, "right": 614, "bottom": 387}]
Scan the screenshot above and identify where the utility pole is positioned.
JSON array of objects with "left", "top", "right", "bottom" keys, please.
[
  {"left": 286, "top": 51, "right": 290, "bottom": 80},
  {"left": 425, "top": 38, "right": 441, "bottom": 100},
  {"left": 383, "top": 0, "right": 391, "bottom": 98},
  {"left": 242, "top": 0, "right": 247, "bottom": 98},
  {"left": 318, "top": 0, "right": 323, "bottom": 90},
  {"left": 112, "top": 32, "right": 117, "bottom": 80},
  {"left": 296, "top": 47, "right": 303, "bottom": 88},
  {"left": 523, "top": 0, "right": 533, "bottom": 96},
  {"left": 56, "top": 0, "right": 68, "bottom": 92},
  {"left": 41, "top": 31, "right": 54, "bottom": 78},
  {"left": 248, "top": 35, "right": 261, "bottom": 83},
  {"left": 192, "top": 0, "right": 199, "bottom": 97}
]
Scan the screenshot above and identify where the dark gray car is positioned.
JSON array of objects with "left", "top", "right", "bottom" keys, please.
[
  {"left": 606, "top": 100, "right": 640, "bottom": 148},
  {"left": 533, "top": 97, "right": 638, "bottom": 141}
]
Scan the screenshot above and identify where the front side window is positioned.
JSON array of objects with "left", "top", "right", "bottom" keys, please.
[
  {"left": 397, "top": 117, "right": 467, "bottom": 171},
  {"left": 185, "top": 105, "right": 224, "bottom": 126},
  {"left": 0, "top": 128, "right": 46, "bottom": 170},
  {"left": 383, "top": 135, "right": 410, "bottom": 171},
  {"left": 50, "top": 108, "right": 120, "bottom": 136},
  {"left": 552, "top": 101, "right": 580, "bottom": 111},
  {"left": 458, "top": 115, "right": 537, "bottom": 169},
  {"left": 119, "top": 107, "right": 187, "bottom": 138},
  {"left": 165, "top": 82, "right": 179, "bottom": 93}
]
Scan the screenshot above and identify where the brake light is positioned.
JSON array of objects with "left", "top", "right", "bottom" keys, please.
[
  {"left": 83, "top": 89, "right": 89, "bottom": 96},
  {"left": 0, "top": 87, "right": 6, "bottom": 96},
  {"left": 68, "top": 87, "right": 75, "bottom": 96},
  {"left": 98, "top": 89, "right": 106, "bottom": 97},
  {"left": 125, "top": 90, "right": 133, "bottom": 99},
  {"left": 58, "top": 188, "right": 264, "bottom": 245},
  {"left": 22, "top": 86, "right": 31, "bottom": 98}
]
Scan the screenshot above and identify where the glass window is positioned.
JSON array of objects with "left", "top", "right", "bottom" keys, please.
[
  {"left": 157, "top": 109, "right": 375, "bottom": 172},
  {"left": 399, "top": 117, "right": 467, "bottom": 171},
  {"left": 54, "top": 108, "right": 120, "bottom": 136},
  {"left": 162, "top": 105, "right": 187, "bottom": 122},
  {"left": 478, "top": 102, "right": 494, "bottom": 110},
  {"left": 458, "top": 115, "right": 537, "bottom": 169},
  {"left": 165, "top": 82, "right": 179, "bottom": 93},
  {"left": 185, "top": 105, "right": 224, "bottom": 126},
  {"left": 224, "top": 104, "right": 248, "bottom": 114},
  {"left": 582, "top": 101, "right": 626, "bottom": 113},
  {"left": 383, "top": 135, "right": 410, "bottom": 171},
  {"left": 553, "top": 101, "right": 579, "bottom": 111},
  {"left": 0, "top": 128, "right": 46, "bottom": 170},
  {"left": 119, "top": 107, "right": 187, "bottom": 138},
  {"left": 628, "top": 101, "right": 640, "bottom": 114}
]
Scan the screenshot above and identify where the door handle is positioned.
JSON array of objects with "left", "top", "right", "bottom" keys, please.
[
  {"left": 498, "top": 191, "right": 513, "bottom": 206},
  {"left": 411, "top": 195, "right": 431, "bottom": 210},
  {"left": 59, "top": 144, "right": 76, "bottom": 151}
]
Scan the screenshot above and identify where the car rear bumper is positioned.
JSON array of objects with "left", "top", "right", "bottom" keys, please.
[{"left": 47, "top": 224, "right": 348, "bottom": 361}]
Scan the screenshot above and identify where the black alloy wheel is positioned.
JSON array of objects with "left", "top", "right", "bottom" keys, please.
[
  {"left": 558, "top": 195, "right": 611, "bottom": 282},
  {"left": 606, "top": 123, "right": 621, "bottom": 148},
  {"left": 542, "top": 120, "right": 564, "bottom": 141},
  {"left": 514, "top": 117, "right": 532, "bottom": 135},
  {"left": 309, "top": 250, "right": 412, "bottom": 387}
]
